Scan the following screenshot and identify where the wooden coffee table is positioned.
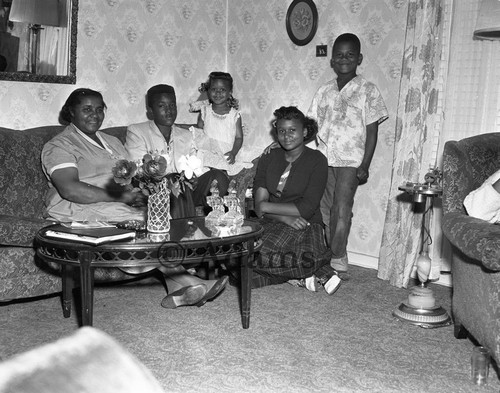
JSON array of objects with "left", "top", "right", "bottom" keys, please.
[{"left": 35, "top": 217, "right": 263, "bottom": 329}]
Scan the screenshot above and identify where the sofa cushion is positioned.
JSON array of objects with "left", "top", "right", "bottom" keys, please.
[
  {"left": 0, "top": 126, "right": 64, "bottom": 218},
  {"left": 0, "top": 248, "right": 61, "bottom": 301},
  {"left": 0, "top": 215, "right": 57, "bottom": 247},
  {"left": 101, "top": 126, "right": 127, "bottom": 144}
]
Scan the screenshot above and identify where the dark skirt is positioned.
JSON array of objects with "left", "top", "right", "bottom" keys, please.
[{"left": 252, "top": 219, "right": 333, "bottom": 288}]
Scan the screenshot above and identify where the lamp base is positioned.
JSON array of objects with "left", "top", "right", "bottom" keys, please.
[{"left": 393, "top": 302, "right": 452, "bottom": 328}]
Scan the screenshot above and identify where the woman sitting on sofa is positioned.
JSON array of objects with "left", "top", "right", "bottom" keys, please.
[
  {"left": 41, "top": 88, "right": 228, "bottom": 309},
  {"left": 41, "top": 88, "right": 146, "bottom": 223}
]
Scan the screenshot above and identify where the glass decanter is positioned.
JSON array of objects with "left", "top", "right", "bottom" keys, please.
[
  {"left": 205, "top": 180, "right": 225, "bottom": 225},
  {"left": 221, "top": 180, "right": 244, "bottom": 228}
]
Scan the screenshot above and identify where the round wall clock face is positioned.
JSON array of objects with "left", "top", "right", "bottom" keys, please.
[{"left": 286, "top": 0, "right": 318, "bottom": 46}]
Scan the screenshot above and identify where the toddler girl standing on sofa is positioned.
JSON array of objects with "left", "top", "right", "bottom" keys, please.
[{"left": 189, "top": 71, "right": 255, "bottom": 176}]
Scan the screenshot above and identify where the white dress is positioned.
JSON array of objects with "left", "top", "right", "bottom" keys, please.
[{"left": 190, "top": 100, "right": 255, "bottom": 176}]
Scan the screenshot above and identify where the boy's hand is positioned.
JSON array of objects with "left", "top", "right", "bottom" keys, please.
[
  {"left": 356, "top": 165, "right": 369, "bottom": 184},
  {"left": 262, "top": 142, "right": 280, "bottom": 155},
  {"left": 224, "top": 151, "right": 236, "bottom": 164}
]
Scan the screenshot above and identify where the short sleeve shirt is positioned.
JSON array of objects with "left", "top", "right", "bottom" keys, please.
[
  {"left": 308, "top": 75, "right": 388, "bottom": 167},
  {"left": 41, "top": 124, "right": 131, "bottom": 220},
  {"left": 42, "top": 124, "right": 128, "bottom": 187}
]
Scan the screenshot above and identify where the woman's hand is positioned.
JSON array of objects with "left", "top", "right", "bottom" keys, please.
[
  {"left": 121, "top": 190, "right": 147, "bottom": 207},
  {"left": 281, "top": 216, "right": 310, "bottom": 230}
]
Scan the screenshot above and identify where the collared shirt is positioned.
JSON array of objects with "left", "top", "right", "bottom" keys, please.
[
  {"left": 125, "top": 121, "right": 208, "bottom": 175},
  {"left": 308, "top": 75, "right": 388, "bottom": 167}
]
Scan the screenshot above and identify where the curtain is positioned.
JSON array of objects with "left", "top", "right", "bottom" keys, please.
[
  {"left": 39, "top": 0, "right": 71, "bottom": 75},
  {"left": 378, "top": 0, "right": 444, "bottom": 288},
  {"left": 38, "top": 26, "right": 59, "bottom": 75}
]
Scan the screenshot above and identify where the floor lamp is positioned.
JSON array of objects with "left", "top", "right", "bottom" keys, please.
[
  {"left": 8, "top": 0, "right": 60, "bottom": 74},
  {"left": 393, "top": 169, "right": 452, "bottom": 328}
]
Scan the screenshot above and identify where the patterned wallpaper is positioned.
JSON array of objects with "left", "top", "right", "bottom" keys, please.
[
  {"left": 0, "top": 0, "right": 407, "bottom": 261},
  {"left": 226, "top": 0, "right": 407, "bottom": 260}
]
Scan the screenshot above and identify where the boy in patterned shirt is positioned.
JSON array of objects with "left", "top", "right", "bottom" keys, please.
[{"left": 307, "top": 33, "right": 388, "bottom": 276}]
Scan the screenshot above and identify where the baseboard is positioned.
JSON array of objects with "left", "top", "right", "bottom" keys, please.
[
  {"left": 348, "top": 251, "right": 452, "bottom": 288},
  {"left": 348, "top": 251, "right": 379, "bottom": 270}
]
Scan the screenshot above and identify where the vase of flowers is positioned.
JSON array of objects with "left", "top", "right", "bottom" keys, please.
[
  {"left": 146, "top": 178, "right": 171, "bottom": 232},
  {"left": 112, "top": 152, "right": 203, "bottom": 233}
]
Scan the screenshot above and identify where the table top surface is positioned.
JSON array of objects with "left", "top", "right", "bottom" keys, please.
[{"left": 36, "top": 217, "right": 263, "bottom": 252}]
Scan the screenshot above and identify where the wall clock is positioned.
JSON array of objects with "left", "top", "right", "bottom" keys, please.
[{"left": 286, "top": 0, "right": 318, "bottom": 46}]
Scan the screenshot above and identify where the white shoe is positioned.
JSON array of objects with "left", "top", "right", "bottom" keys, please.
[
  {"left": 287, "top": 276, "right": 320, "bottom": 292},
  {"left": 304, "top": 275, "right": 320, "bottom": 292},
  {"left": 320, "top": 273, "right": 342, "bottom": 295}
]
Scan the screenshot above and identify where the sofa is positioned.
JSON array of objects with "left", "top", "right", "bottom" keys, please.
[
  {"left": 442, "top": 132, "right": 500, "bottom": 366},
  {"left": 0, "top": 125, "right": 255, "bottom": 302}
]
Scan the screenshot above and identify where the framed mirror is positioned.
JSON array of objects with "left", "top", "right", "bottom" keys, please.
[{"left": 0, "top": 0, "right": 78, "bottom": 84}]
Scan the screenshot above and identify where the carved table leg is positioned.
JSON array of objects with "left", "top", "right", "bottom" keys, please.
[
  {"left": 61, "top": 265, "right": 74, "bottom": 318},
  {"left": 240, "top": 256, "right": 251, "bottom": 329},
  {"left": 79, "top": 250, "right": 95, "bottom": 326},
  {"left": 240, "top": 240, "right": 255, "bottom": 329}
]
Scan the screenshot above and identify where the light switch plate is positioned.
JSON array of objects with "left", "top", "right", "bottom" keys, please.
[{"left": 316, "top": 45, "right": 327, "bottom": 57}]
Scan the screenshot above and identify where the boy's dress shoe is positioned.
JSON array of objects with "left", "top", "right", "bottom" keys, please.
[
  {"left": 195, "top": 276, "right": 229, "bottom": 307},
  {"left": 161, "top": 284, "right": 207, "bottom": 309}
]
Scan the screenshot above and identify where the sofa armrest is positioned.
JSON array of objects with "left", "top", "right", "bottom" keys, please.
[
  {"left": 0, "top": 215, "right": 57, "bottom": 247},
  {"left": 442, "top": 211, "right": 500, "bottom": 271}
]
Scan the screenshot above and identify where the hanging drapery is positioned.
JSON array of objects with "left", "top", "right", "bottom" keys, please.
[
  {"left": 378, "top": 0, "right": 444, "bottom": 288},
  {"left": 38, "top": 25, "right": 69, "bottom": 75},
  {"left": 38, "top": 26, "right": 59, "bottom": 75}
]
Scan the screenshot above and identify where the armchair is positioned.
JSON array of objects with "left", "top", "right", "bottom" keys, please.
[{"left": 442, "top": 132, "right": 500, "bottom": 366}]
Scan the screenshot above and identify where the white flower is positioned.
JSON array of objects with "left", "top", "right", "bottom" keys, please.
[{"left": 178, "top": 154, "right": 203, "bottom": 179}]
